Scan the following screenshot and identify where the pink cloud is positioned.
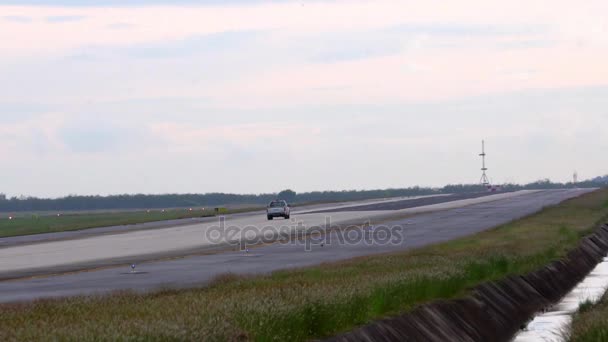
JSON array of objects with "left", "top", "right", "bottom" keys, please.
[{"left": 149, "top": 122, "right": 321, "bottom": 153}]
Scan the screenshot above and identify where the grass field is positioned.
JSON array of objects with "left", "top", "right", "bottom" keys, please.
[
  {"left": 0, "top": 207, "right": 261, "bottom": 238},
  {"left": 1, "top": 189, "right": 608, "bottom": 341}
]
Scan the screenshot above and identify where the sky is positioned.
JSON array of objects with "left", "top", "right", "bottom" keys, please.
[{"left": 1, "top": 0, "right": 607, "bottom": 198}]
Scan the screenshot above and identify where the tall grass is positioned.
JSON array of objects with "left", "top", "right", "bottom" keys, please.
[
  {"left": 1, "top": 189, "right": 608, "bottom": 341},
  {"left": 570, "top": 292, "right": 608, "bottom": 341}
]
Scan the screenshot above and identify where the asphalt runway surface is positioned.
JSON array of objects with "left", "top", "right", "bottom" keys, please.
[
  {"left": 0, "top": 210, "right": 266, "bottom": 248},
  {"left": 0, "top": 189, "right": 592, "bottom": 303},
  {"left": 0, "top": 194, "right": 445, "bottom": 248},
  {"left": 309, "top": 192, "right": 496, "bottom": 213},
  {"left": 0, "top": 191, "right": 526, "bottom": 279}
]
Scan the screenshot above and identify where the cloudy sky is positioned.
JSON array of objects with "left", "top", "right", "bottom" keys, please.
[{"left": 1, "top": 0, "right": 607, "bottom": 198}]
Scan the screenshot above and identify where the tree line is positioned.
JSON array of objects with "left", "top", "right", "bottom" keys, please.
[{"left": 0, "top": 176, "right": 606, "bottom": 212}]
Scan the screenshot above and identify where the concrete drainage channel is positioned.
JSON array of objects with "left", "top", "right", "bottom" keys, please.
[
  {"left": 327, "top": 224, "right": 608, "bottom": 342},
  {"left": 513, "top": 257, "right": 608, "bottom": 342}
]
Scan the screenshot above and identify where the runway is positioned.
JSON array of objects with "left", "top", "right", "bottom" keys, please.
[
  {"left": 0, "top": 189, "right": 592, "bottom": 303},
  {"left": 0, "top": 191, "right": 523, "bottom": 279}
]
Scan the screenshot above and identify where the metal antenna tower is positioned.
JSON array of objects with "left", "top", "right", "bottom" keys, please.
[{"left": 479, "top": 140, "right": 490, "bottom": 186}]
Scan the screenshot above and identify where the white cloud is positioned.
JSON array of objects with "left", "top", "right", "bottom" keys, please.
[
  {"left": 1, "top": 0, "right": 606, "bottom": 56},
  {"left": 0, "top": 1, "right": 607, "bottom": 197},
  {"left": 0, "top": 112, "right": 67, "bottom": 156},
  {"left": 149, "top": 121, "right": 321, "bottom": 153}
]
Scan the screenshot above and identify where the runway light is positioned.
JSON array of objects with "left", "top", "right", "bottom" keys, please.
[{"left": 8, "top": 216, "right": 12, "bottom": 220}]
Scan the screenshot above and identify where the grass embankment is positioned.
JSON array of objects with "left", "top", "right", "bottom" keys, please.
[
  {"left": 0, "top": 207, "right": 261, "bottom": 238},
  {"left": 2, "top": 189, "right": 608, "bottom": 341},
  {"left": 569, "top": 292, "right": 608, "bottom": 341}
]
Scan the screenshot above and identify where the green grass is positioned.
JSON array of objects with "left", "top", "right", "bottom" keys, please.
[
  {"left": 0, "top": 207, "right": 261, "bottom": 238},
  {"left": 570, "top": 293, "right": 608, "bottom": 341},
  {"left": 2, "top": 189, "right": 608, "bottom": 341},
  {"left": 577, "top": 299, "right": 595, "bottom": 314}
]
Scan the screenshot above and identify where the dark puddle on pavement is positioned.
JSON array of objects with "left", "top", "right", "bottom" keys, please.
[
  {"left": 238, "top": 254, "right": 264, "bottom": 257},
  {"left": 513, "top": 257, "right": 608, "bottom": 342},
  {"left": 121, "top": 272, "right": 150, "bottom": 275}
]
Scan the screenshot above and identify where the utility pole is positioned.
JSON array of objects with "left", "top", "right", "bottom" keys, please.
[{"left": 480, "top": 140, "right": 490, "bottom": 186}]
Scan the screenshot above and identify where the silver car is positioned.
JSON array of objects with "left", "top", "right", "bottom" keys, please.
[{"left": 266, "top": 200, "right": 291, "bottom": 220}]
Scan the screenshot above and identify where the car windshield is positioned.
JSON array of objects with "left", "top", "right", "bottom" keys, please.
[{"left": 269, "top": 201, "right": 285, "bottom": 208}]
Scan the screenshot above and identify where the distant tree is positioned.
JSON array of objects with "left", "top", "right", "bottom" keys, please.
[
  {"left": 0, "top": 176, "right": 605, "bottom": 213},
  {"left": 277, "top": 189, "right": 297, "bottom": 203},
  {"left": 591, "top": 175, "right": 608, "bottom": 184}
]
